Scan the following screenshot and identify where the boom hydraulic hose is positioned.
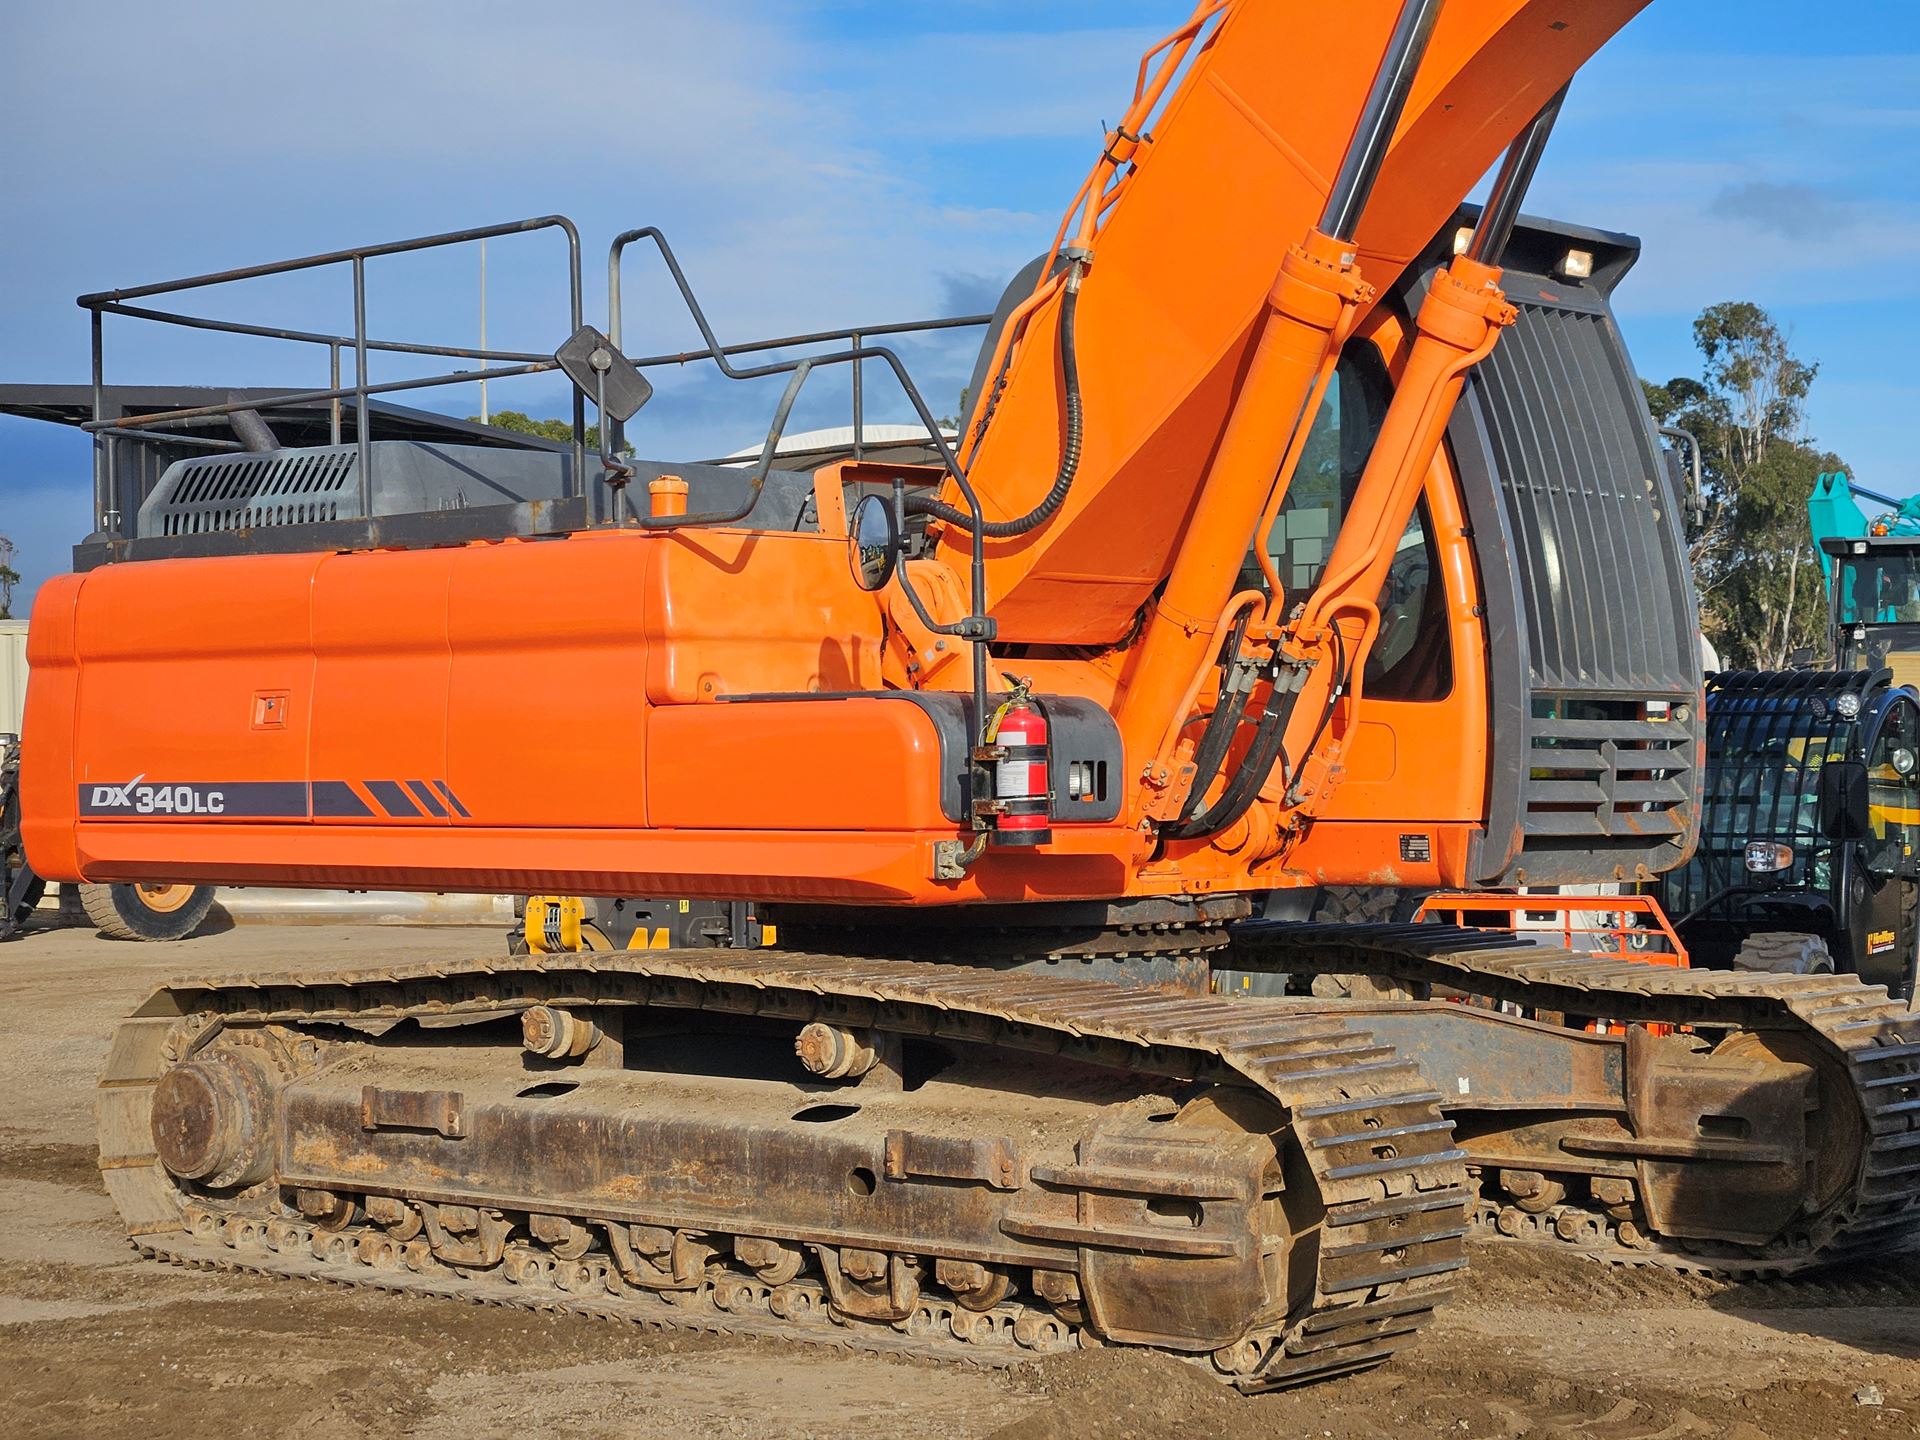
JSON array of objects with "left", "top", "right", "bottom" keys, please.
[
  {"left": 1163, "top": 630, "right": 1351, "bottom": 842},
  {"left": 908, "top": 264, "right": 1085, "bottom": 538}
]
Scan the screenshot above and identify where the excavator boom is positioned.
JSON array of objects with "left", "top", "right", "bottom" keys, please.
[{"left": 952, "top": 0, "right": 1639, "bottom": 646}]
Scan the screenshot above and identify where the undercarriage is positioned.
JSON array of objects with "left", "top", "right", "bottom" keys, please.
[
  {"left": 1236, "top": 922, "right": 1920, "bottom": 1274},
  {"left": 97, "top": 915, "right": 1920, "bottom": 1390}
]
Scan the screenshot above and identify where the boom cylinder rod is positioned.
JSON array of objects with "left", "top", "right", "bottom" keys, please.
[
  {"left": 1464, "top": 83, "right": 1568, "bottom": 265},
  {"left": 1305, "top": 86, "right": 1563, "bottom": 640},
  {"left": 1264, "top": 104, "right": 1578, "bottom": 830},
  {"left": 1319, "top": 0, "right": 1449, "bottom": 242}
]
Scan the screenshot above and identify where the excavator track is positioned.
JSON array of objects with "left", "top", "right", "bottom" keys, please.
[
  {"left": 1232, "top": 920, "right": 1920, "bottom": 1274},
  {"left": 98, "top": 949, "right": 1471, "bottom": 1391}
]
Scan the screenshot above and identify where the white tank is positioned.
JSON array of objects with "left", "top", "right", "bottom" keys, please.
[{"left": 0, "top": 620, "right": 26, "bottom": 735}]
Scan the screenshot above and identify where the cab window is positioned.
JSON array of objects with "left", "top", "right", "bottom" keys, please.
[
  {"left": 1838, "top": 554, "right": 1920, "bottom": 625},
  {"left": 1240, "top": 342, "right": 1453, "bottom": 703}
]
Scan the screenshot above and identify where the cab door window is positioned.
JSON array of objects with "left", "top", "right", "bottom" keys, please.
[
  {"left": 1240, "top": 342, "right": 1453, "bottom": 703},
  {"left": 1866, "top": 700, "right": 1920, "bottom": 878}
]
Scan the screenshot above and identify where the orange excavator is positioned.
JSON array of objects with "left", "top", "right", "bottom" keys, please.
[{"left": 25, "top": 0, "right": 1920, "bottom": 1390}]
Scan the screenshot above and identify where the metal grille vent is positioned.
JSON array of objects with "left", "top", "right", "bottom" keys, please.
[
  {"left": 1471, "top": 303, "right": 1697, "bottom": 698},
  {"left": 151, "top": 450, "right": 357, "bottom": 537},
  {"left": 1522, "top": 705, "right": 1695, "bottom": 852}
]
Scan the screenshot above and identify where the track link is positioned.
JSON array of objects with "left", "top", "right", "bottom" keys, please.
[
  {"left": 98, "top": 949, "right": 1471, "bottom": 1391},
  {"left": 1233, "top": 920, "right": 1920, "bottom": 1273}
]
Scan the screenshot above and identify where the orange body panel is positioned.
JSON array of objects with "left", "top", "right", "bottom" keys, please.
[
  {"left": 311, "top": 548, "right": 456, "bottom": 829},
  {"left": 23, "top": 528, "right": 1150, "bottom": 902},
  {"left": 648, "top": 700, "right": 950, "bottom": 831}
]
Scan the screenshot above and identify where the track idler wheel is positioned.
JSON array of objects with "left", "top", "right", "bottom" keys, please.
[{"left": 1710, "top": 1030, "right": 1865, "bottom": 1216}]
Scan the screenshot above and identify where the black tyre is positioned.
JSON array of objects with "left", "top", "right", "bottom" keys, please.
[
  {"left": 0, "top": 746, "right": 42, "bottom": 938},
  {"left": 1732, "top": 931, "right": 1835, "bottom": 976},
  {"left": 1313, "top": 886, "right": 1426, "bottom": 925},
  {"left": 3, "top": 865, "right": 45, "bottom": 937},
  {"left": 80, "top": 882, "right": 215, "bottom": 942}
]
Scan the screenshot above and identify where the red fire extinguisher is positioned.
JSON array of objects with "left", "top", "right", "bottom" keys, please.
[{"left": 991, "top": 685, "right": 1052, "bottom": 847}]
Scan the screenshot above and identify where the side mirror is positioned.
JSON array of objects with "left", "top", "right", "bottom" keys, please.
[
  {"left": 848, "top": 492, "right": 900, "bottom": 593},
  {"left": 1659, "top": 425, "right": 1704, "bottom": 537},
  {"left": 555, "top": 325, "right": 653, "bottom": 423},
  {"left": 1818, "top": 759, "right": 1871, "bottom": 841}
]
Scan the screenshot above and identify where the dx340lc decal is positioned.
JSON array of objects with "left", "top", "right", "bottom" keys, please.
[{"left": 79, "top": 778, "right": 470, "bottom": 819}]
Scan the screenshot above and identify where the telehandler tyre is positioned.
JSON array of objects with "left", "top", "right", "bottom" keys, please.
[
  {"left": 1312, "top": 886, "right": 1427, "bottom": 925},
  {"left": 80, "top": 882, "right": 214, "bottom": 942},
  {"left": 1732, "top": 931, "right": 1835, "bottom": 976}
]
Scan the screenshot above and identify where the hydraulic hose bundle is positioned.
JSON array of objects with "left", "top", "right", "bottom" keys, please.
[
  {"left": 908, "top": 264, "right": 1085, "bottom": 539},
  {"left": 1161, "top": 629, "right": 1351, "bottom": 843}
]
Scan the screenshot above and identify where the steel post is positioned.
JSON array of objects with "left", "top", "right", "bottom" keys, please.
[
  {"left": 353, "top": 256, "right": 371, "bottom": 516},
  {"left": 1319, "top": 0, "right": 1449, "bottom": 242}
]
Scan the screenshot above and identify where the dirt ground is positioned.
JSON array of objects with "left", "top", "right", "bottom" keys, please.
[{"left": 3, "top": 916, "right": 1918, "bottom": 1439}]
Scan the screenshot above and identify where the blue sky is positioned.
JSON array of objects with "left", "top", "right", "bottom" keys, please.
[{"left": 3, "top": 1, "right": 1916, "bottom": 613}]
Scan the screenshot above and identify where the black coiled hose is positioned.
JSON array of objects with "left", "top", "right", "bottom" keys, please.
[{"left": 907, "top": 270, "right": 1083, "bottom": 538}]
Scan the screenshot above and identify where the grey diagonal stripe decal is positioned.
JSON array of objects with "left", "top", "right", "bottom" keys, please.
[
  {"left": 366, "top": 780, "right": 423, "bottom": 817},
  {"left": 312, "top": 781, "right": 374, "bottom": 818},
  {"left": 405, "top": 780, "right": 448, "bottom": 817},
  {"left": 433, "top": 779, "right": 473, "bottom": 818}
]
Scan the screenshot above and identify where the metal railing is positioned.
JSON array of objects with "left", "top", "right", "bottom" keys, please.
[
  {"left": 78, "top": 215, "right": 586, "bottom": 534},
  {"left": 607, "top": 227, "right": 988, "bottom": 471},
  {"left": 76, "top": 217, "right": 994, "bottom": 538},
  {"left": 73, "top": 215, "right": 1027, "bottom": 796}
]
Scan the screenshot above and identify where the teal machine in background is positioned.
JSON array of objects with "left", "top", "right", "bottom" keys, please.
[{"left": 1808, "top": 471, "right": 1920, "bottom": 680}]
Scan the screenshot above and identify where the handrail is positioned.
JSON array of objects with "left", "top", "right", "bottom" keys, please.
[
  {"left": 69, "top": 214, "right": 1008, "bottom": 800},
  {"left": 625, "top": 312, "right": 990, "bottom": 375},
  {"left": 75, "top": 215, "right": 582, "bottom": 308},
  {"left": 79, "top": 215, "right": 584, "bottom": 531},
  {"left": 79, "top": 214, "right": 990, "bottom": 538},
  {"left": 88, "top": 299, "right": 553, "bottom": 366}
]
